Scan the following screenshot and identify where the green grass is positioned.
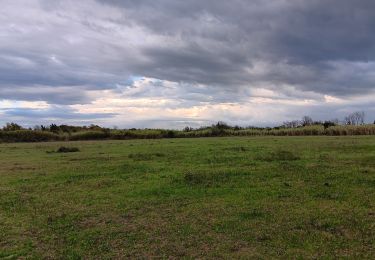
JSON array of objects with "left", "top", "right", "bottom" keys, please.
[{"left": 0, "top": 136, "right": 374, "bottom": 258}]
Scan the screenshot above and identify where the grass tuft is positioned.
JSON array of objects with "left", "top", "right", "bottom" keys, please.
[
  {"left": 183, "top": 170, "right": 232, "bottom": 186},
  {"left": 256, "top": 150, "right": 300, "bottom": 161},
  {"left": 128, "top": 152, "right": 165, "bottom": 161}
]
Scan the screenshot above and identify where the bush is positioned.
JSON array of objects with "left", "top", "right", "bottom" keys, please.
[
  {"left": 165, "top": 130, "right": 176, "bottom": 138},
  {"left": 56, "top": 146, "right": 80, "bottom": 153}
]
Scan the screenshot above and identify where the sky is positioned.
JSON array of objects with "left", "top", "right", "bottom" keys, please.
[{"left": 1, "top": 0, "right": 375, "bottom": 129}]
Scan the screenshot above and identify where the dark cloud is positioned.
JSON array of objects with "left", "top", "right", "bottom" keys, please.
[
  {"left": 0, "top": 0, "right": 374, "bottom": 126},
  {"left": 1, "top": 106, "right": 116, "bottom": 120},
  {"left": 92, "top": 0, "right": 375, "bottom": 97},
  {"left": 1, "top": 88, "right": 92, "bottom": 105}
]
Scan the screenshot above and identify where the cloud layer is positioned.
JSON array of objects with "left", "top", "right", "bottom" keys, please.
[{"left": 1, "top": 0, "right": 374, "bottom": 127}]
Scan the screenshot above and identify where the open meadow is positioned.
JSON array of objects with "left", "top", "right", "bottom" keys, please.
[{"left": 1, "top": 136, "right": 374, "bottom": 258}]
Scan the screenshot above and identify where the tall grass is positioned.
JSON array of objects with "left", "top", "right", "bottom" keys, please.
[
  {"left": 69, "top": 131, "right": 110, "bottom": 141},
  {"left": 0, "top": 130, "right": 61, "bottom": 143}
]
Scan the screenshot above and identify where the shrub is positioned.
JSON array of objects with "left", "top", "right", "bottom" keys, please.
[
  {"left": 56, "top": 146, "right": 80, "bottom": 153},
  {"left": 165, "top": 130, "right": 176, "bottom": 138},
  {"left": 210, "top": 127, "right": 225, "bottom": 136}
]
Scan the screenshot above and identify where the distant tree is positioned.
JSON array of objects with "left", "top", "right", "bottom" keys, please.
[
  {"left": 3, "top": 122, "right": 22, "bottom": 131},
  {"left": 282, "top": 121, "right": 290, "bottom": 128},
  {"left": 166, "top": 130, "right": 175, "bottom": 138},
  {"left": 357, "top": 111, "right": 365, "bottom": 125},
  {"left": 283, "top": 120, "right": 301, "bottom": 128},
  {"left": 183, "top": 126, "right": 193, "bottom": 132},
  {"left": 331, "top": 118, "right": 340, "bottom": 125},
  {"left": 345, "top": 111, "right": 365, "bottom": 125},
  {"left": 214, "top": 121, "right": 231, "bottom": 129},
  {"left": 210, "top": 121, "right": 231, "bottom": 136},
  {"left": 345, "top": 114, "right": 353, "bottom": 125},
  {"left": 323, "top": 121, "right": 336, "bottom": 129},
  {"left": 89, "top": 124, "right": 102, "bottom": 131},
  {"left": 301, "top": 116, "right": 313, "bottom": 126},
  {"left": 49, "top": 124, "right": 60, "bottom": 133},
  {"left": 59, "top": 125, "right": 72, "bottom": 133}
]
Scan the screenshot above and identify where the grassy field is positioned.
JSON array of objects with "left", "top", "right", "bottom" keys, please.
[{"left": 0, "top": 136, "right": 374, "bottom": 259}]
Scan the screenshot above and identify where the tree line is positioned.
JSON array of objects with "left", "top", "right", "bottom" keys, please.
[
  {"left": 0, "top": 111, "right": 374, "bottom": 142},
  {"left": 282, "top": 111, "right": 367, "bottom": 129}
]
